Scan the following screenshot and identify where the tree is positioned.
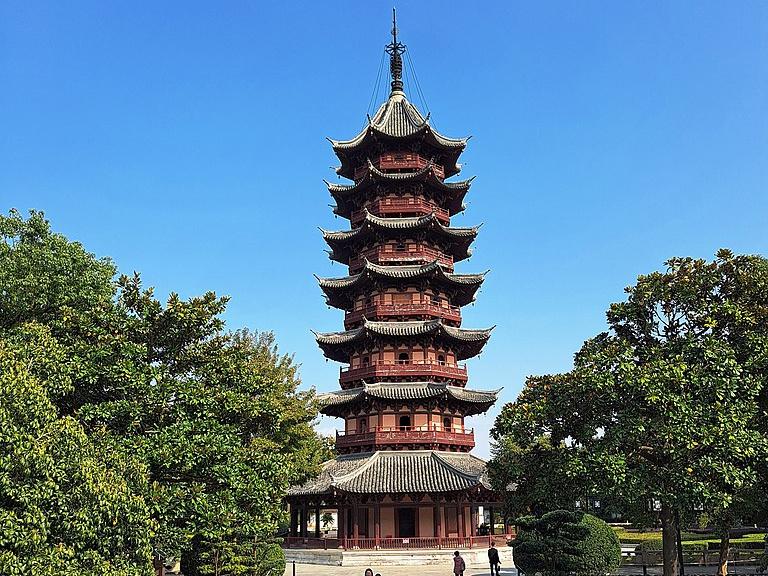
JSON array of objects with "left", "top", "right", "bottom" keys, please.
[
  {"left": 0, "top": 210, "right": 326, "bottom": 575},
  {"left": 492, "top": 251, "right": 768, "bottom": 576},
  {"left": 0, "top": 326, "right": 152, "bottom": 576}
]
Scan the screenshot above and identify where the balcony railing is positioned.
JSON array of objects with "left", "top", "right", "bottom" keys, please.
[
  {"left": 351, "top": 198, "right": 449, "bottom": 225},
  {"left": 336, "top": 426, "right": 475, "bottom": 451},
  {"left": 339, "top": 360, "right": 468, "bottom": 385},
  {"left": 349, "top": 245, "right": 454, "bottom": 271},
  {"left": 345, "top": 301, "right": 461, "bottom": 327},
  {"left": 283, "top": 535, "right": 513, "bottom": 550},
  {"left": 353, "top": 154, "right": 446, "bottom": 181}
]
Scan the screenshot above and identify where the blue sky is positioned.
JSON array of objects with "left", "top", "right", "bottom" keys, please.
[{"left": 2, "top": 1, "right": 767, "bottom": 458}]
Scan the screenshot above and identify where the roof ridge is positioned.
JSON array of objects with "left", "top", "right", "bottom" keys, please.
[{"left": 329, "top": 450, "right": 382, "bottom": 484}]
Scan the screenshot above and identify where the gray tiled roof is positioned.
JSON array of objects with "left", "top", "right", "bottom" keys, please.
[
  {"left": 286, "top": 450, "right": 491, "bottom": 497},
  {"left": 318, "top": 382, "right": 501, "bottom": 417},
  {"left": 316, "top": 260, "right": 486, "bottom": 309},
  {"left": 325, "top": 160, "right": 473, "bottom": 195},
  {"left": 329, "top": 92, "right": 466, "bottom": 151},
  {"left": 313, "top": 319, "right": 493, "bottom": 362},
  {"left": 322, "top": 210, "right": 478, "bottom": 241}
]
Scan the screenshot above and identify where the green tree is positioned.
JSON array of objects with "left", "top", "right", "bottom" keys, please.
[
  {"left": 0, "top": 326, "right": 152, "bottom": 576},
  {"left": 0, "top": 210, "right": 326, "bottom": 575},
  {"left": 493, "top": 251, "right": 768, "bottom": 576}
]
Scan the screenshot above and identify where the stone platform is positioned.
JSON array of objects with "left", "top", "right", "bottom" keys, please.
[{"left": 284, "top": 545, "right": 513, "bottom": 567}]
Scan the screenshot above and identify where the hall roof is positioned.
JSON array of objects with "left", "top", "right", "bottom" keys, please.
[
  {"left": 286, "top": 450, "right": 491, "bottom": 497},
  {"left": 316, "top": 260, "right": 486, "bottom": 309},
  {"left": 319, "top": 382, "right": 501, "bottom": 417},
  {"left": 329, "top": 91, "right": 467, "bottom": 179},
  {"left": 313, "top": 319, "right": 493, "bottom": 362}
]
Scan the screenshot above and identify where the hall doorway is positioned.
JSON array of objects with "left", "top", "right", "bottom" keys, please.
[{"left": 396, "top": 507, "right": 416, "bottom": 538}]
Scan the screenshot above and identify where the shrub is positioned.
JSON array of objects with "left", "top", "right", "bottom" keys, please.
[
  {"left": 578, "top": 515, "right": 622, "bottom": 575},
  {"left": 512, "top": 511, "right": 621, "bottom": 576},
  {"left": 254, "top": 542, "right": 285, "bottom": 576}
]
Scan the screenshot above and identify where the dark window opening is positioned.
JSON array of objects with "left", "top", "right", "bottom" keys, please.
[
  {"left": 399, "top": 415, "right": 411, "bottom": 430},
  {"left": 398, "top": 352, "right": 410, "bottom": 364},
  {"left": 443, "top": 416, "right": 452, "bottom": 430}
]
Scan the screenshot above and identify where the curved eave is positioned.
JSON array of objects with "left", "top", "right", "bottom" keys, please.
[
  {"left": 318, "top": 383, "right": 501, "bottom": 417},
  {"left": 325, "top": 166, "right": 474, "bottom": 218},
  {"left": 321, "top": 212, "right": 479, "bottom": 263},
  {"left": 316, "top": 261, "right": 487, "bottom": 309},
  {"left": 313, "top": 320, "right": 493, "bottom": 362}
]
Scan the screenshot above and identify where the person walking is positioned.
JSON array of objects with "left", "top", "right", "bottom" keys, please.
[
  {"left": 453, "top": 550, "right": 466, "bottom": 576},
  {"left": 488, "top": 541, "right": 501, "bottom": 576}
]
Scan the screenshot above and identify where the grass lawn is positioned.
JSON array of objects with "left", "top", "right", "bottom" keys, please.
[{"left": 614, "top": 527, "right": 766, "bottom": 546}]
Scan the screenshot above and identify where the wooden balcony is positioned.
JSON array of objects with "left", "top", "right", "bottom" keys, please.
[
  {"left": 335, "top": 425, "right": 475, "bottom": 451},
  {"left": 345, "top": 301, "right": 461, "bottom": 328},
  {"left": 349, "top": 245, "right": 454, "bottom": 272},
  {"left": 351, "top": 198, "right": 449, "bottom": 225},
  {"left": 354, "top": 153, "right": 446, "bottom": 181},
  {"left": 340, "top": 360, "right": 468, "bottom": 385}
]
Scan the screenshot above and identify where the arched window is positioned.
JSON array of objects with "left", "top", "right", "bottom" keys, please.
[
  {"left": 437, "top": 354, "right": 446, "bottom": 365},
  {"left": 359, "top": 418, "right": 368, "bottom": 433},
  {"left": 399, "top": 415, "right": 411, "bottom": 430},
  {"left": 398, "top": 352, "right": 410, "bottom": 364},
  {"left": 443, "top": 416, "right": 452, "bottom": 431},
  {"left": 362, "top": 356, "right": 370, "bottom": 366}
]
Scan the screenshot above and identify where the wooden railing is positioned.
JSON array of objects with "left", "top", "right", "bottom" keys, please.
[
  {"left": 340, "top": 360, "right": 468, "bottom": 384},
  {"left": 353, "top": 154, "right": 446, "bottom": 181},
  {"left": 284, "top": 535, "right": 512, "bottom": 550},
  {"left": 349, "top": 245, "right": 453, "bottom": 271},
  {"left": 351, "top": 198, "right": 449, "bottom": 225},
  {"left": 336, "top": 426, "right": 475, "bottom": 451},
  {"left": 345, "top": 301, "right": 461, "bottom": 327}
]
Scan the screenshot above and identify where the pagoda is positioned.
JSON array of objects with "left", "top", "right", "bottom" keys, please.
[{"left": 286, "top": 14, "right": 504, "bottom": 547}]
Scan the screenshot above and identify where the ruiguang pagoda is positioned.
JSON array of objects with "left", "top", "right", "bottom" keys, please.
[{"left": 285, "top": 16, "right": 508, "bottom": 551}]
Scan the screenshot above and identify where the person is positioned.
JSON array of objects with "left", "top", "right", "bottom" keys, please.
[
  {"left": 453, "top": 550, "right": 466, "bottom": 576},
  {"left": 488, "top": 541, "right": 501, "bottom": 576},
  {"left": 364, "top": 570, "right": 373, "bottom": 576}
]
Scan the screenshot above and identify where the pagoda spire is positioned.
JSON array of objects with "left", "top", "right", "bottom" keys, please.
[{"left": 385, "top": 8, "right": 406, "bottom": 93}]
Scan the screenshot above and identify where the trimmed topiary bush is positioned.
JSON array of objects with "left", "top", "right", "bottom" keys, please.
[
  {"left": 578, "top": 514, "right": 622, "bottom": 575},
  {"left": 512, "top": 510, "right": 621, "bottom": 576}
]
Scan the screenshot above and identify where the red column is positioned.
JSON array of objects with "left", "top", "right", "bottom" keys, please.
[
  {"left": 458, "top": 503, "right": 466, "bottom": 539},
  {"left": 338, "top": 504, "right": 346, "bottom": 548},
  {"left": 352, "top": 502, "right": 359, "bottom": 544},
  {"left": 374, "top": 502, "right": 381, "bottom": 547},
  {"left": 470, "top": 504, "right": 478, "bottom": 538}
]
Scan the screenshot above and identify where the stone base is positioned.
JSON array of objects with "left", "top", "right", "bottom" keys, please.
[{"left": 285, "top": 546, "right": 513, "bottom": 567}]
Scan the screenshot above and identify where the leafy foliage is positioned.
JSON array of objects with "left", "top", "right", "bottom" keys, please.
[
  {"left": 493, "top": 251, "right": 768, "bottom": 576},
  {"left": 0, "top": 209, "right": 325, "bottom": 574},
  {"left": 0, "top": 330, "right": 152, "bottom": 576}
]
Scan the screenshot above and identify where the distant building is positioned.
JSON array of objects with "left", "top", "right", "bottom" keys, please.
[{"left": 286, "top": 14, "right": 504, "bottom": 548}]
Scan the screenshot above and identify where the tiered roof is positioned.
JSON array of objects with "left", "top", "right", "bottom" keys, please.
[
  {"left": 319, "top": 382, "right": 500, "bottom": 417},
  {"left": 329, "top": 91, "right": 467, "bottom": 179},
  {"left": 327, "top": 161, "right": 473, "bottom": 218},
  {"left": 313, "top": 319, "right": 494, "bottom": 362},
  {"left": 316, "top": 260, "right": 486, "bottom": 309},
  {"left": 286, "top": 450, "right": 491, "bottom": 496},
  {"left": 322, "top": 210, "right": 478, "bottom": 263}
]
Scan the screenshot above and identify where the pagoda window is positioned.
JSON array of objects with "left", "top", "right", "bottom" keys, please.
[
  {"left": 443, "top": 416, "right": 452, "bottom": 431},
  {"left": 397, "top": 352, "right": 410, "bottom": 364},
  {"left": 359, "top": 417, "right": 368, "bottom": 433},
  {"left": 399, "top": 415, "right": 411, "bottom": 430},
  {"left": 395, "top": 241, "right": 406, "bottom": 252},
  {"left": 437, "top": 354, "right": 446, "bottom": 365},
  {"left": 365, "top": 295, "right": 373, "bottom": 307},
  {"left": 362, "top": 356, "right": 370, "bottom": 366}
]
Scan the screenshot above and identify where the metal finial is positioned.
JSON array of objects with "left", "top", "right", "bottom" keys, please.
[{"left": 385, "top": 7, "right": 406, "bottom": 93}]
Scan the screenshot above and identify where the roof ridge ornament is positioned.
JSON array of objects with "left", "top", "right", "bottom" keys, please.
[{"left": 385, "top": 8, "right": 406, "bottom": 94}]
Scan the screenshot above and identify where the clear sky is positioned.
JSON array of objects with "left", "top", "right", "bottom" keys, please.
[{"left": 2, "top": 1, "right": 767, "bottom": 458}]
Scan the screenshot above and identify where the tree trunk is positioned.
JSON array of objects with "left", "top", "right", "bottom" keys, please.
[
  {"left": 717, "top": 530, "right": 730, "bottom": 576},
  {"left": 661, "top": 503, "right": 681, "bottom": 576},
  {"left": 181, "top": 534, "right": 204, "bottom": 576}
]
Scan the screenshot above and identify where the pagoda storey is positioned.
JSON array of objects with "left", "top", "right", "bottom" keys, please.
[{"left": 286, "top": 19, "right": 505, "bottom": 549}]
